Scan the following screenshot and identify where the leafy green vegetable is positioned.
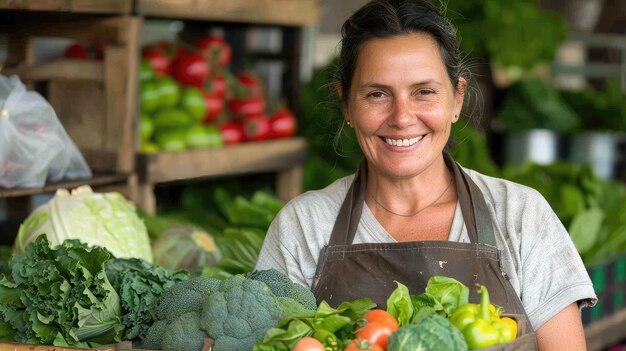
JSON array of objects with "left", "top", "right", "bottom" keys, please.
[
  {"left": 424, "top": 276, "right": 469, "bottom": 317},
  {"left": 502, "top": 162, "right": 626, "bottom": 264},
  {"left": 15, "top": 186, "right": 152, "bottom": 263},
  {"left": 569, "top": 209, "right": 604, "bottom": 255},
  {"left": 254, "top": 298, "right": 376, "bottom": 351},
  {"left": 0, "top": 235, "right": 123, "bottom": 347},
  {"left": 447, "top": 0, "right": 566, "bottom": 74},
  {"left": 496, "top": 78, "right": 580, "bottom": 133},
  {"left": 386, "top": 281, "right": 413, "bottom": 327},
  {"left": 104, "top": 258, "right": 189, "bottom": 342}
]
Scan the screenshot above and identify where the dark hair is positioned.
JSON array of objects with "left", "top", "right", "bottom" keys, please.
[{"left": 336, "top": 0, "right": 468, "bottom": 104}]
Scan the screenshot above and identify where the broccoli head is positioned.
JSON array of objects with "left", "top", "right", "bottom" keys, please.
[
  {"left": 245, "top": 268, "right": 317, "bottom": 311},
  {"left": 161, "top": 312, "right": 206, "bottom": 351},
  {"left": 200, "top": 275, "right": 283, "bottom": 351},
  {"left": 157, "top": 276, "right": 221, "bottom": 321},
  {"left": 141, "top": 320, "right": 167, "bottom": 350}
]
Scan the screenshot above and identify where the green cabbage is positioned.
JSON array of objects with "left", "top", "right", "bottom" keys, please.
[{"left": 15, "top": 185, "right": 152, "bottom": 262}]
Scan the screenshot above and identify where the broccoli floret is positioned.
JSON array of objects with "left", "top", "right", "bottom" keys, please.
[
  {"left": 161, "top": 312, "right": 206, "bottom": 351},
  {"left": 200, "top": 275, "right": 283, "bottom": 351},
  {"left": 141, "top": 319, "right": 167, "bottom": 350},
  {"left": 157, "top": 276, "right": 221, "bottom": 321},
  {"left": 245, "top": 269, "right": 317, "bottom": 311}
]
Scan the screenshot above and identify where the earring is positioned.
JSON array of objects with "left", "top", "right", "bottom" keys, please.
[
  {"left": 346, "top": 120, "right": 351, "bottom": 126},
  {"left": 454, "top": 114, "right": 459, "bottom": 121}
]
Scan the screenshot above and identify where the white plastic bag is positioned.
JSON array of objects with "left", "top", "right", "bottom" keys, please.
[{"left": 0, "top": 75, "right": 92, "bottom": 188}]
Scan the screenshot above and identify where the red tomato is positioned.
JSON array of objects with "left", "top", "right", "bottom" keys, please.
[
  {"left": 355, "top": 309, "right": 399, "bottom": 350},
  {"left": 141, "top": 49, "right": 170, "bottom": 75},
  {"left": 228, "top": 95, "right": 266, "bottom": 119},
  {"left": 236, "top": 72, "right": 263, "bottom": 97},
  {"left": 269, "top": 108, "right": 297, "bottom": 139},
  {"left": 218, "top": 121, "right": 245, "bottom": 144},
  {"left": 202, "top": 91, "right": 224, "bottom": 123},
  {"left": 171, "top": 53, "right": 210, "bottom": 87},
  {"left": 196, "top": 34, "right": 232, "bottom": 69},
  {"left": 344, "top": 339, "right": 384, "bottom": 351},
  {"left": 64, "top": 43, "right": 89, "bottom": 59},
  {"left": 363, "top": 309, "right": 399, "bottom": 331},
  {"left": 243, "top": 114, "right": 272, "bottom": 142},
  {"left": 293, "top": 337, "right": 325, "bottom": 351},
  {"left": 206, "top": 74, "right": 227, "bottom": 99}
]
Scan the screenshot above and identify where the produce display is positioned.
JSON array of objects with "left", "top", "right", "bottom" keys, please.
[
  {"left": 0, "top": 183, "right": 526, "bottom": 351},
  {"left": 138, "top": 34, "right": 298, "bottom": 153},
  {"left": 254, "top": 277, "right": 521, "bottom": 351}
]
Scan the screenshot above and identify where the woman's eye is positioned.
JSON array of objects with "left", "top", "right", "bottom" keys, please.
[
  {"left": 367, "top": 91, "right": 386, "bottom": 99},
  {"left": 417, "top": 89, "right": 434, "bottom": 96}
]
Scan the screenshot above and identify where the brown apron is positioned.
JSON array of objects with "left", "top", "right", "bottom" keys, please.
[{"left": 311, "top": 154, "right": 537, "bottom": 349}]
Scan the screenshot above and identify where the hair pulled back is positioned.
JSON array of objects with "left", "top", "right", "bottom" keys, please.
[{"left": 337, "top": 0, "right": 467, "bottom": 103}]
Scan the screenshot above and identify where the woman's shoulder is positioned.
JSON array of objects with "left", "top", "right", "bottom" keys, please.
[
  {"left": 281, "top": 173, "right": 356, "bottom": 216},
  {"left": 462, "top": 167, "right": 549, "bottom": 209}
]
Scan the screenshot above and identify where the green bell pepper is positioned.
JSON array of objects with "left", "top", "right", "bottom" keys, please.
[{"left": 449, "top": 285, "right": 517, "bottom": 350}]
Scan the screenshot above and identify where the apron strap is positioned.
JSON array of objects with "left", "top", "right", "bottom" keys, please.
[
  {"left": 328, "top": 160, "right": 367, "bottom": 246},
  {"left": 445, "top": 153, "right": 497, "bottom": 247},
  {"left": 328, "top": 153, "right": 497, "bottom": 247}
]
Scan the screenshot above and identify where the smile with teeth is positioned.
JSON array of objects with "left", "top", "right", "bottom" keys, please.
[{"left": 384, "top": 135, "right": 424, "bottom": 147}]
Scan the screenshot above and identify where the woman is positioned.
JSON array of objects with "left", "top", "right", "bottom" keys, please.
[{"left": 256, "top": 0, "right": 596, "bottom": 349}]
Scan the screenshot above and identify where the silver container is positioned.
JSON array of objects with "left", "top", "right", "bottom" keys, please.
[
  {"left": 505, "top": 129, "right": 560, "bottom": 165},
  {"left": 568, "top": 132, "right": 620, "bottom": 180}
]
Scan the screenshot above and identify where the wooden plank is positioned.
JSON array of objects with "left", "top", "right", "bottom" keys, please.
[
  {"left": 138, "top": 0, "right": 319, "bottom": 26},
  {"left": 0, "top": 16, "right": 135, "bottom": 46},
  {"left": 137, "top": 137, "right": 308, "bottom": 183},
  {"left": 0, "top": 173, "right": 130, "bottom": 198},
  {"left": 276, "top": 165, "right": 302, "bottom": 203},
  {"left": 104, "top": 17, "right": 140, "bottom": 173},
  {"left": 0, "top": 0, "right": 131, "bottom": 14},
  {"left": 2, "top": 60, "right": 104, "bottom": 82},
  {"left": 585, "top": 308, "right": 626, "bottom": 351}
]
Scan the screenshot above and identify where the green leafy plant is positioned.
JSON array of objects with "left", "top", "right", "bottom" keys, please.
[
  {"left": 495, "top": 78, "right": 580, "bottom": 133},
  {"left": 560, "top": 78, "right": 626, "bottom": 132},
  {"left": 447, "top": 0, "right": 567, "bottom": 78},
  {"left": 502, "top": 162, "right": 626, "bottom": 264}
]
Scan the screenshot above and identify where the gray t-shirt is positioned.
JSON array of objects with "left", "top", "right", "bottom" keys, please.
[{"left": 256, "top": 167, "right": 597, "bottom": 330}]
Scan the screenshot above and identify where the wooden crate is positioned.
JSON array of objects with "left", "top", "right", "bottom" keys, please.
[
  {"left": 0, "top": 341, "right": 128, "bottom": 351},
  {"left": 136, "top": 137, "right": 308, "bottom": 214},
  {"left": 136, "top": 0, "right": 319, "bottom": 26},
  {"left": 1, "top": 15, "right": 140, "bottom": 176},
  {"left": 0, "top": 0, "right": 132, "bottom": 14}
]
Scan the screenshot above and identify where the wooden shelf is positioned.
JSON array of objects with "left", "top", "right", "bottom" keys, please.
[
  {"left": 135, "top": 137, "right": 307, "bottom": 214},
  {"left": 0, "top": 0, "right": 132, "bottom": 14},
  {"left": 136, "top": 137, "right": 307, "bottom": 183},
  {"left": 3, "top": 59, "right": 104, "bottom": 82},
  {"left": 0, "top": 173, "right": 130, "bottom": 198},
  {"left": 136, "top": 0, "right": 319, "bottom": 26},
  {"left": 585, "top": 308, "right": 626, "bottom": 351}
]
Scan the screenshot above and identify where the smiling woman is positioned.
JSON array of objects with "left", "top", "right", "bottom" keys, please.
[{"left": 255, "top": 1, "right": 597, "bottom": 350}]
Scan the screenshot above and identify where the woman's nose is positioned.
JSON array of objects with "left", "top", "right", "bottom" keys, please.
[{"left": 389, "top": 96, "right": 415, "bottom": 128}]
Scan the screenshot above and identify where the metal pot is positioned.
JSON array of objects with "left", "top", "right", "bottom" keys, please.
[
  {"left": 568, "top": 132, "right": 620, "bottom": 180},
  {"left": 505, "top": 129, "right": 560, "bottom": 166}
]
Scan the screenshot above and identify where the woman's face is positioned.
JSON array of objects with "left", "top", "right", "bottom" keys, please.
[{"left": 344, "top": 33, "right": 465, "bottom": 180}]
